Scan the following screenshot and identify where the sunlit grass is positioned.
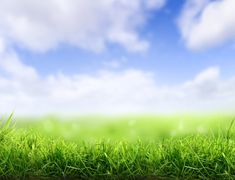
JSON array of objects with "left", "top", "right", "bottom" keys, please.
[
  {"left": 16, "top": 114, "right": 234, "bottom": 141},
  {"left": 0, "top": 114, "right": 235, "bottom": 179}
]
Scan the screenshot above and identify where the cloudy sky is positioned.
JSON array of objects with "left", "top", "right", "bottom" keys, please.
[{"left": 0, "top": 0, "right": 235, "bottom": 115}]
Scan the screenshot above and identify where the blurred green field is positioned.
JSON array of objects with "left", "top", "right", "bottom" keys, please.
[
  {"left": 16, "top": 114, "right": 235, "bottom": 142},
  {"left": 0, "top": 114, "right": 235, "bottom": 179}
]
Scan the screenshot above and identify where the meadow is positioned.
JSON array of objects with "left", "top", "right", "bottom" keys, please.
[{"left": 0, "top": 114, "right": 235, "bottom": 179}]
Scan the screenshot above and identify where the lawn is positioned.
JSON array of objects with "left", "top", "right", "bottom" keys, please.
[{"left": 0, "top": 114, "right": 235, "bottom": 179}]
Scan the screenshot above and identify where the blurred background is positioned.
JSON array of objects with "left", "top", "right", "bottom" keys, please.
[
  {"left": 12, "top": 114, "right": 233, "bottom": 142},
  {"left": 0, "top": 0, "right": 235, "bottom": 141}
]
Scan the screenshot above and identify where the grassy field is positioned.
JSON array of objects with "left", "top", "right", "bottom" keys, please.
[{"left": 0, "top": 114, "right": 235, "bottom": 179}]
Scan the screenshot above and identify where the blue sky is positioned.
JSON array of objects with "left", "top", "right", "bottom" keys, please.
[
  {"left": 0, "top": 0, "right": 235, "bottom": 115},
  {"left": 17, "top": 0, "right": 235, "bottom": 83}
]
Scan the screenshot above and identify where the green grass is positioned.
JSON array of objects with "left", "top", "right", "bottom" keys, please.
[
  {"left": 0, "top": 114, "right": 235, "bottom": 179},
  {"left": 16, "top": 114, "right": 234, "bottom": 141}
]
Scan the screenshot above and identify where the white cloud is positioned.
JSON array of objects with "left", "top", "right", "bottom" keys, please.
[
  {"left": 0, "top": 50, "right": 38, "bottom": 81},
  {"left": 178, "top": 0, "right": 235, "bottom": 50},
  {"left": 1, "top": 48, "right": 235, "bottom": 115},
  {"left": 183, "top": 66, "right": 220, "bottom": 98},
  {"left": 0, "top": 37, "right": 5, "bottom": 53},
  {"left": 0, "top": 0, "right": 166, "bottom": 53},
  {"left": 0, "top": 50, "right": 159, "bottom": 114},
  {"left": 145, "top": 0, "right": 166, "bottom": 9}
]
